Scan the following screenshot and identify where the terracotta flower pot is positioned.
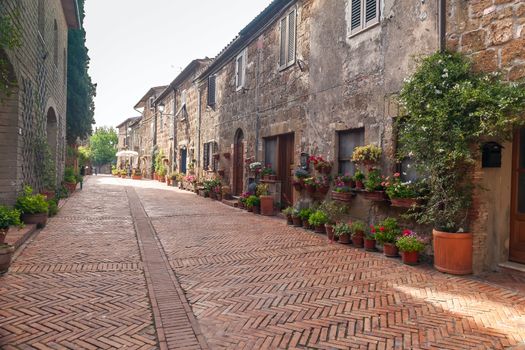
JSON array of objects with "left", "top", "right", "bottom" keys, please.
[
  {"left": 260, "top": 195, "right": 274, "bottom": 216},
  {"left": 0, "top": 244, "right": 15, "bottom": 275},
  {"left": 401, "top": 251, "right": 419, "bottom": 265},
  {"left": 132, "top": 175, "right": 142, "bottom": 180},
  {"left": 390, "top": 198, "right": 418, "bottom": 208},
  {"left": 314, "top": 225, "right": 326, "bottom": 234},
  {"left": 21, "top": 212, "right": 48, "bottom": 228},
  {"left": 159, "top": 176, "right": 165, "bottom": 183},
  {"left": 286, "top": 214, "right": 293, "bottom": 225},
  {"left": 362, "top": 191, "right": 387, "bottom": 201},
  {"left": 292, "top": 216, "right": 302, "bottom": 227},
  {"left": 364, "top": 238, "right": 376, "bottom": 251},
  {"left": 355, "top": 181, "right": 364, "bottom": 190},
  {"left": 352, "top": 234, "right": 364, "bottom": 248},
  {"left": 383, "top": 243, "right": 399, "bottom": 257},
  {"left": 253, "top": 206, "right": 261, "bottom": 214},
  {"left": 331, "top": 191, "right": 352, "bottom": 203},
  {"left": 64, "top": 182, "right": 77, "bottom": 193},
  {"left": 338, "top": 233, "right": 351, "bottom": 244},
  {"left": 0, "top": 227, "right": 8, "bottom": 244},
  {"left": 325, "top": 224, "right": 335, "bottom": 241},
  {"left": 303, "top": 219, "right": 312, "bottom": 229},
  {"left": 433, "top": 229, "right": 473, "bottom": 275},
  {"left": 41, "top": 190, "right": 55, "bottom": 201}
]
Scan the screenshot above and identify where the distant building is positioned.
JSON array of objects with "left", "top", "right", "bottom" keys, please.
[{"left": 0, "top": 0, "right": 80, "bottom": 204}]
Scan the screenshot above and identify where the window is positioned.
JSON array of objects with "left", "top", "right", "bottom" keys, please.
[
  {"left": 235, "top": 50, "right": 246, "bottom": 90},
  {"left": 264, "top": 137, "right": 278, "bottom": 173},
  {"left": 350, "top": 0, "right": 380, "bottom": 36},
  {"left": 395, "top": 119, "right": 419, "bottom": 182},
  {"left": 207, "top": 75, "right": 216, "bottom": 106},
  {"left": 148, "top": 97, "right": 154, "bottom": 111},
  {"left": 181, "top": 90, "right": 187, "bottom": 107},
  {"left": 279, "top": 9, "right": 296, "bottom": 69},
  {"left": 203, "top": 142, "right": 217, "bottom": 171},
  {"left": 338, "top": 128, "right": 364, "bottom": 175},
  {"left": 53, "top": 20, "right": 58, "bottom": 67}
]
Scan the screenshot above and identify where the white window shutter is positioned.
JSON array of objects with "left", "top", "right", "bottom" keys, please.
[
  {"left": 287, "top": 10, "right": 296, "bottom": 65},
  {"left": 365, "top": 0, "right": 379, "bottom": 26},
  {"left": 350, "top": 0, "right": 362, "bottom": 33},
  {"left": 279, "top": 17, "right": 287, "bottom": 67}
]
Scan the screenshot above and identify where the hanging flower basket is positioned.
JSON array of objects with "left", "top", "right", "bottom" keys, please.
[
  {"left": 331, "top": 191, "right": 352, "bottom": 203},
  {"left": 362, "top": 191, "right": 387, "bottom": 201}
]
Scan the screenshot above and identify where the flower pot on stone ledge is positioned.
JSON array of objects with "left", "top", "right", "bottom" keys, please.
[
  {"left": 390, "top": 198, "right": 418, "bottom": 208},
  {"left": 331, "top": 191, "right": 352, "bottom": 203},
  {"left": 433, "top": 229, "right": 473, "bottom": 275}
]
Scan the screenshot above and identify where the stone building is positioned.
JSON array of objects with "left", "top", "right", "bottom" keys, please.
[
  {"left": 116, "top": 116, "right": 141, "bottom": 168},
  {"left": 133, "top": 86, "right": 167, "bottom": 178},
  {"left": 0, "top": 0, "right": 79, "bottom": 204}
]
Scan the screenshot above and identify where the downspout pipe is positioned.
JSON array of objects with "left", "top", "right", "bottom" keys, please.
[
  {"left": 439, "top": 0, "right": 446, "bottom": 52},
  {"left": 197, "top": 84, "right": 202, "bottom": 176}
]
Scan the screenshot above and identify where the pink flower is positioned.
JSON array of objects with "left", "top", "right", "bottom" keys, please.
[
  {"left": 394, "top": 173, "right": 401, "bottom": 178},
  {"left": 403, "top": 229, "right": 411, "bottom": 236}
]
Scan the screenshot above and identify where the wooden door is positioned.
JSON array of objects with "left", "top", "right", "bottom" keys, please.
[
  {"left": 510, "top": 128, "right": 525, "bottom": 264},
  {"left": 233, "top": 130, "right": 244, "bottom": 196},
  {"left": 180, "top": 149, "right": 187, "bottom": 174},
  {"left": 278, "top": 133, "right": 294, "bottom": 207}
]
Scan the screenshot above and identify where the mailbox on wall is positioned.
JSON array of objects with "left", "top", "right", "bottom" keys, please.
[{"left": 482, "top": 142, "right": 503, "bottom": 168}]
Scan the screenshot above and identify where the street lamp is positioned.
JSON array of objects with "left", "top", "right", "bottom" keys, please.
[{"left": 158, "top": 102, "right": 165, "bottom": 114}]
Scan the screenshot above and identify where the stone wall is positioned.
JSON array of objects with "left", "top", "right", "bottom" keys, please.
[{"left": 0, "top": 0, "right": 70, "bottom": 204}]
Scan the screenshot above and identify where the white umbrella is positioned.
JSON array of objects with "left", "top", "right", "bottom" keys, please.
[{"left": 116, "top": 150, "right": 139, "bottom": 157}]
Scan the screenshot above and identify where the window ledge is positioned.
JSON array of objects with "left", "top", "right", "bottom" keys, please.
[
  {"left": 349, "top": 21, "right": 380, "bottom": 39},
  {"left": 278, "top": 61, "right": 296, "bottom": 72}
]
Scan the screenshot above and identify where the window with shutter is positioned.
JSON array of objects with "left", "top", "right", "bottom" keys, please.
[
  {"left": 279, "top": 8, "right": 297, "bottom": 70},
  {"left": 235, "top": 50, "right": 246, "bottom": 91},
  {"left": 338, "top": 128, "right": 364, "bottom": 175},
  {"left": 203, "top": 143, "right": 210, "bottom": 170},
  {"left": 212, "top": 142, "right": 218, "bottom": 171},
  {"left": 350, "top": 0, "right": 379, "bottom": 36},
  {"left": 207, "top": 76, "right": 216, "bottom": 106}
]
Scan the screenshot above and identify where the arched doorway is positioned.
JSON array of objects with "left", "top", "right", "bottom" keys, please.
[
  {"left": 233, "top": 129, "right": 244, "bottom": 196},
  {"left": 46, "top": 107, "right": 58, "bottom": 162}
]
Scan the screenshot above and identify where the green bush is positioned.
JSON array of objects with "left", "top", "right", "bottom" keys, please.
[
  {"left": 334, "top": 223, "right": 351, "bottom": 237},
  {"left": 298, "top": 208, "right": 313, "bottom": 221},
  {"left": 350, "top": 220, "right": 366, "bottom": 236},
  {"left": 0, "top": 206, "right": 22, "bottom": 229},
  {"left": 64, "top": 167, "right": 76, "bottom": 183},
  {"left": 364, "top": 169, "right": 383, "bottom": 192},
  {"left": 246, "top": 195, "right": 260, "bottom": 208},
  {"left": 308, "top": 210, "right": 328, "bottom": 227},
  {"left": 15, "top": 186, "right": 49, "bottom": 214},
  {"left": 373, "top": 217, "right": 401, "bottom": 244},
  {"left": 47, "top": 199, "right": 59, "bottom": 217}
]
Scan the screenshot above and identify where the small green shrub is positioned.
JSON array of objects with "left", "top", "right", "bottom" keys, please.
[
  {"left": 47, "top": 199, "right": 59, "bottom": 217},
  {"left": 298, "top": 208, "right": 313, "bottom": 221},
  {"left": 308, "top": 210, "right": 328, "bottom": 227},
  {"left": 334, "top": 223, "right": 351, "bottom": 237},
  {"left": 0, "top": 206, "right": 22, "bottom": 229},
  {"left": 246, "top": 195, "right": 260, "bottom": 208},
  {"left": 15, "top": 186, "right": 49, "bottom": 214},
  {"left": 64, "top": 167, "right": 76, "bottom": 183},
  {"left": 350, "top": 220, "right": 366, "bottom": 236}
]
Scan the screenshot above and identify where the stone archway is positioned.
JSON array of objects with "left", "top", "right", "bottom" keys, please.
[{"left": 46, "top": 107, "right": 58, "bottom": 163}]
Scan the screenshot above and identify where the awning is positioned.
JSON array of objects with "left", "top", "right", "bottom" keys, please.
[{"left": 116, "top": 150, "right": 139, "bottom": 157}]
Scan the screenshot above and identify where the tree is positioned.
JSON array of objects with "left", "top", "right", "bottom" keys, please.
[
  {"left": 66, "top": 0, "right": 96, "bottom": 144},
  {"left": 89, "top": 127, "right": 117, "bottom": 169}
]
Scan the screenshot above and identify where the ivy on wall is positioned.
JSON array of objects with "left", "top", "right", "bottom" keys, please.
[{"left": 0, "top": 5, "right": 21, "bottom": 97}]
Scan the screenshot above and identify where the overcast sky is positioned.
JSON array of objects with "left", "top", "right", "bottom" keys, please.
[{"left": 84, "top": 0, "right": 273, "bottom": 128}]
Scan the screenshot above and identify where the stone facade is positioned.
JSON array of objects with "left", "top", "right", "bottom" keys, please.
[
  {"left": 116, "top": 116, "right": 141, "bottom": 168},
  {"left": 0, "top": 0, "right": 79, "bottom": 204}
]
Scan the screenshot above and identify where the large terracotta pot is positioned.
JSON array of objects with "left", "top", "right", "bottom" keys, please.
[
  {"left": 0, "top": 227, "right": 8, "bottom": 244},
  {"left": 314, "top": 225, "right": 326, "bottom": 234},
  {"left": 352, "top": 234, "right": 364, "bottom": 248},
  {"left": 364, "top": 238, "right": 376, "bottom": 251},
  {"left": 433, "top": 229, "right": 473, "bottom": 275},
  {"left": 64, "top": 182, "right": 77, "bottom": 193},
  {"left": 338, "top": 233, "right": 351, "bottom": 244},
  {"left": 0, "top": 245, "right": 15, "bottom": 275},
  {"left": 383, "top": 243, "right": 399, "bottom": 257},
  {"left": 401, "top": 251, "right": 419, "bottom": 265},
  {"left": 331, "top": 191, "right": 352, "bottom": 203},
  {"left": 292, "top": 216, "right": 302, "bottom": 227},
  {"left": 21, "top": 213, "right": 48, "bottom": 228},
  {"left": 260, "top": 195, "right": 274, "bottom": 216}
]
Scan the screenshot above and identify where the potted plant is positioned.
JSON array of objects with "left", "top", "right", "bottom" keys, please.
[
  {"left": 319, "top": 200, "right": 348, "bottom": 241},
  {"left": 364, "top": 226, "right": 377, "bottom": 251},
  {"left": 303, "top": 177, "right": 316, "bottom": 194},
  {"left": 238, "top": 192, "right": 250, "bottom": 209},
  {"left": 314, "top": 176, "right": 330, "bottom": 195},
  {"left": 298, "top": 208, "right": 313, "bottom": 229},
  {"left": 332, "top": 177, "right": 352, "bottom": 202},
  {"left": 15, "top": 186, "right": 49, "bottom": 228},
  {"left": 363, "top": 168, "right": 387, "bottom": 201},
  {"left": 373, "top": 218, "right": 402, "bottom": 257},
  {"left": 351, "top": 144, "right": 382, "bottom": 166},
  {"left": 385, "top": 173, "right": 420, "bottom": 207},
  {"left": 334, "top": 222, "right": 351, "bottom": 244},
  {"left": 291, "top": 208, "right": 302, "bottom": 227},
  {"left": 261, "top": 165, "right": 276, "bottom": 181},
  {"left": 308, "top": 210, "right": 328, "bottom": 234},
  {"left": 398, "top": 52, "right": 525, "bottom": 275},
  {"left": 246, "top": 195, "right": 260, "bottom": 214},
  {"left": 214, "top": 185, "right": 222, "bottom": 201},
  {"left": 309, "top": 156, "right": 333, "bottom": 174},
  {"left": 353, "top": 170, "right": 365, "bottom": 190},
  {"left": 257, "top": 183, "right": 274, "bottom": 216},
  {"left": 0, "top": 242, "right": 15, "bottom": 275},
  {"left": 350, "top": 221, "right": 366, "bottom": 248},
  {"left": 157, "top": 165, "right": 167, "bottom": 183},
  {"left": 0, "top": 206, "right": 22, "bottom": 244},
  {"left": 131, "top": 168, "right": 142, "bottom": 180},
  {"left": 249, "top": 162, "right": 262, "bottom": 176},
  {"left": 282, "top": 207, "right": 294, "bottom": 225},
  {"left": 293, "top": 168, "right": 309, "bottom": 191},
  {"left": 396, "top": 230, "right": 427, "bottom": 265},
  {"left": 63, "top": 167, "right": 77, "bottom": 193}
]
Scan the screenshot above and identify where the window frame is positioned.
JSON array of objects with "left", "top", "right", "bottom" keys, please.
[
  {"left": 349, "top": 0, "right": 380, "bottom": 37},
  {"left": 235, "top": 49, "right": 247, "bottom": 91},
  {"left": 207, "top": 75, "right": 216, "bottom": 107},
  {"left": 337, "top": 128, "right": 365, "bottom": 176},
  {"left": 278, "top": 8, "right": 297, "bottom": 71}
]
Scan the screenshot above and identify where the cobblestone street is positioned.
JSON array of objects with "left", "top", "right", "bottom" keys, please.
[{"left": 1, "top": 176, "right": 525, "bottom": 349}]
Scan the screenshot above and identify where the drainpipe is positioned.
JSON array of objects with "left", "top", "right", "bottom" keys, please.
[
  {"left": 172, "top": 89, "right": 177, "bottom": 173},
  {"left": 439, "top": 0, "right": 447, "bottom": 52},
  {"left": 197, "top": 84, "right": 202, "bottom": 176}
]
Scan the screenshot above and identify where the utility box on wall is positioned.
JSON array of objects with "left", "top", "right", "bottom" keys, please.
[{"left": 482, "top": 142, "right": 502, "bottom": 168}]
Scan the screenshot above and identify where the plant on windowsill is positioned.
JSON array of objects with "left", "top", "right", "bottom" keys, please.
[
  {"left": 350, "top": 220, "right": 366, "bottom": 248},
  {"left": 351, "top": 144, "right": 382, "bottom": 166},
  {"left": 362, "top": 168, "right": 386, "bottom": 201},
  {"left": 261, "top": 164, "right": 276, "bottom": 181},
  {"left": 332, "top": 176, "right": 353, "bottom": 203},
  {"left": 384, "top": 172, "right": 420, "bottom": 208},
  {"left": 15, "top": 186, "right": 49, "bottom": 228},
  {"left": 353, "top": 170, "right": 365, "bottom": 190},
  {"left": 373, "top": 218, "right": 402, "bottom": 257},
  {"left": 398, "top": 51, "right": 525, "bottom": 274},
  {"left": 396, "top": 230, "right": 428, "bottom": 265}
]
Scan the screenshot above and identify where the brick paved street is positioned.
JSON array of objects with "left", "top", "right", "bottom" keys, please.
[{"left": 1, "top": 176, "right": 525, "bottom": 349}]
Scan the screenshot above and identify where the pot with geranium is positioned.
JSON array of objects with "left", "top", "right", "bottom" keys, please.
[
  {"left": 334, "top": 222, "right": 351, "bottom": 244},
  {"left": 0, "top": 206, "right": 22, "bottom": 244},
  {"left": 246, "top": 195, "right": 260, "bottom": 214},
  {"left": 15, "top": 186, "right": 49, "bottom": 228},
  {"left": 303, "top": 177, "right": 316, "bottom": 194},
  {"left": 309, "top": 210, "right": 329, "bottom": 234},
  {"left": 319, "top": 200, "right": 348, "bottom": 241},
  {"left": 398, "top": 52, "right": 525, "bottom": 274},
  {"left": 363, "top": 168, "right": 387, "bottom": 201},
  {"left": 314, "top": 176, "right": 330, "bottom": 195},
  {"left": 238, "top": 192, "right": 250, "bottom": 209},
  {"left": 298, "top": 208, "right": 313, "bottom": 229},
  {"left": 353, "top": 170, "right": 365, "bottom": 190},
  {"left": 282, "top": 207, "right": 294, "bottom": 225},
  {"left": 309, "top": 156, "right": 333, "bottom": 174},
  {"left": 396, "top": 230, "right": 427, "bottom": 265},
  {"left": 373, "top": 218, "right": 402, "bottom": 257},
  {"left": 385, "top": 173, "right": 419, "bottom": 208},
  {"left": 350, "top": 221, "right": 366, "bottom": 248},
  {"left": 364, "top": 226, "right": 377, "bottom": 251}
]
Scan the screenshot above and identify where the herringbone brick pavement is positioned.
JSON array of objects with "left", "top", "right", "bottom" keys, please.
[{"left": 136, "top": 186, "right": 525, "bottom": 350}]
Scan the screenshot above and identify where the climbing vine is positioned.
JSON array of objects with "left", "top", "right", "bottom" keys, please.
[{"left": 0, "top": 6, "right": 22, "bottom": 97}]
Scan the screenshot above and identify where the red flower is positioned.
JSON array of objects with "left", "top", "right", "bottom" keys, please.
[
  {"left": 370, "top": 225, "right": 376, "bottom": 233},
  {"left": 403, "top": 229, "right": 411, "bottom": 236},
  {"left": 379, "top": 226, "right": 385, "bottom": 232}
]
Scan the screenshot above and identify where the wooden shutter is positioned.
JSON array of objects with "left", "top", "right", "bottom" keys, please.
[
  {"left": 287, "top": 10, "right": 296, "bottom": 65},
  {"left": 236, "top": 55, "right": 244, "bottom": 89},
  {"left": 212, "top": 142, "right": 218, "bottom": 171},
  {"left": 365, "top": 0, "right": 378, "bottom": 26},
  {"left": 279, "top": 17, "right": 287, "bottom": 67},
  {"left": 351, "top": 0, "right": 362, "bottom": 33},
  {"left": 203, "top": 143, "right": 209, "bottom": 170},
  {"left": 208, "top": 76, "right": 216, "bottom": 106}
]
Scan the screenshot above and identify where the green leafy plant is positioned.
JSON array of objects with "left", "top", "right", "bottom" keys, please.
[
  {"left": 47, "top": 199, "right": 59, "bottom": 217},
  {"left": 373, "top": 218, "right": 402, "bottom": 244},
  {"left": 333, "top": 222, "right": 351, "bottom": 237},
  {"left": 308, "top": 210, "right": 328, "bottom": 227},
  {"left": 384, "top": 173, "right": 419, "bottom": 199},
  {"left": 350, "top": 220, "right": 366, "bottom": 236},
  {"left": 246, "top": 195, "right": 260, "bottom": 208},
  {"left": 319, "top": 200, "right": 347, "bottom": 224},
  {"left": 398, "top": 51, "right": 525, "bottom": 232},
  {"left": 298, "top": 208, "right": 313, "bottom": 221},
  {"left": 0, "top": 206, "right": 22, "bottom": 229},
  {"left": 282, "top": 206, "right": 294, "bottom": 216},
  {"left": 351, "top": 144, "right": 382, "bottom": 164},
  {"left": 64, "top": 167, "right": 77, "bottom": 184},
  {"left": 364, "top": 169, "right": 384, "bottom": 192},
  {"left": 396, "top": 230, "right": 427, "bottom": 252},
  {"left": 15, "top": 186, "right": 49, "bottom": 214},
  {"left": 353, "top": 170, "right": 365, "bottom": 182}
]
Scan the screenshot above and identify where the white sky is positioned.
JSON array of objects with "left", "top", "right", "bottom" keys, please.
[{"left": 84, "top": 0, "right": 273, "bottom": 128}]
